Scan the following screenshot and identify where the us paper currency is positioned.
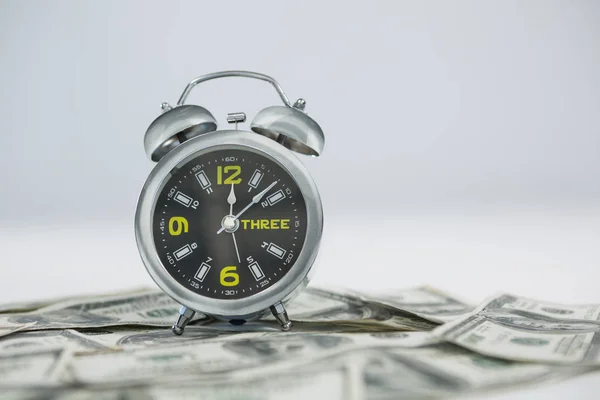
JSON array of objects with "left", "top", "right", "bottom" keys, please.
[
  {"left": 466, "top": 293, "right": 600, "bottom": 323},
  {"left": 287, "top": 288, "right": 438, "bottom": 331},
  {"left": 76, "top": 326, "right": 238, "bottom": 349},
  {"left": 0, "top": 287, "right": 151, "bottom": 314},
  {"left": 69, "top": 330, "right": 442, "bottom": 385},
  {"left": 0, "top": 291, "right": 206, "bottom": 332},
  {"left": 0, "top": 361, "right": 358, "bottom": 400},
  {"left": 69, "top": 332, "right": 358, "bottom": 384},
  {"left": 148, "top": 358, "right": 359, "bottom": 400},
  {"left": 0, "top": 287, "right": 598, "bottom": 399},
  {"left": 358, "top": 286, "right": 474, "bottom": 323},
  {"left": 200, "top": 319, "right": 413, "bottom": 334},
  {"left": 356, "top": 344, "right": 582, "bottom": 399},
  {"left": 0, "top": 389, "right": 144, "bottom": 400},
  {"left": 0, "top": 329, "right": 109, "bottom": 352},
  {"left": 0, "top": 346, "right": 72, "bottom": 386},
  {"left": 433, "top": 293, "right": 600, "bottom": 365},
  {"left": 77, "top": 321, "right": 396, "bottom": 351},
  {"left": 0, "top": 323, "right": 36, "bottom": 339}
]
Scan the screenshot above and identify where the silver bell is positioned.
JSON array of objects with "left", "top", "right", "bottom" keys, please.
[
  {"left": 251, "top": 104, "right": 324, "bottom": 157},
  {"left": 144, "top": 104, "right": 217, "bottom": 161}
]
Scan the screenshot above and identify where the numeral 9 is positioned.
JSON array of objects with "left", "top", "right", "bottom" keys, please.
[
  {"left": 217, "top": 166, "right": 242, "bottom": 185},
  {"left": 168, "top": 217, "right": 189, "bottom": 236},
  {"left": 220, "top": 266, "right": 239, "bottom": 287}
]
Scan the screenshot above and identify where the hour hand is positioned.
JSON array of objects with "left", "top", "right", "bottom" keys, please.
[{"left": 227, "top": 182, "right": 236, "bottom": 216}]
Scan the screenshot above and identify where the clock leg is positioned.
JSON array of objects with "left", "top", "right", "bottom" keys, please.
[
  {"left": 270, "top": 302, "right": 292, "bottom": 332},
  {"left": 172, "top": 305, "right": 195, "bottom": 335}
]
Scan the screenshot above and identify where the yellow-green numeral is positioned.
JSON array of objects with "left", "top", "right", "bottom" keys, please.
[
  {"left": 220, "top": 266, "right": 239, "bottom": 287},
  {"left": 168, "top": 216, "right": 189, "bottom": 236},
  {"left": 217, "top": 166, "right": 242, "bottom": 185}
]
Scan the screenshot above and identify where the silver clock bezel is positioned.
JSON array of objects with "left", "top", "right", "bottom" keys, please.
[{"left": 135, "top": 130, "right": 323, "bottom": 318}]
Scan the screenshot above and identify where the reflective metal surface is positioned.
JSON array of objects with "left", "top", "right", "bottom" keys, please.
[
  {"left": 135, "top": 130, "right": 323, "bottom": 319},
  {"left": 177, "top": 70, "right": 292, "bottom": 107},
  {"left": 172, "top": 306, "right": 195, "bottom": 335},
  {"left": 147, "top": 70, "right": 325, "bottom": 160},
  {"left": 144, "top": 104, "right": 217, "bottom": 161},
  {"left": 270, "top": 301, "right": 292, "bottom": 331},
  {"left": 251, "top": 105, "right": 325, "bottom": 156}
]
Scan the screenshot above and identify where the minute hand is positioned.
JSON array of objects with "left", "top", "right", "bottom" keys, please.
[{"left": 216, "top": 181, "right": 278, "bottom": 234}]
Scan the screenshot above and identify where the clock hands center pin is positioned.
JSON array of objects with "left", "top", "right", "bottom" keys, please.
[{"left": 217, "top": 181, "right": 278, "bottom": 234}]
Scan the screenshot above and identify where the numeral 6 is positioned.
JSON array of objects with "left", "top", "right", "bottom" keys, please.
[{"left": 220, "top": 266, "right": 239, "bottom": 287}]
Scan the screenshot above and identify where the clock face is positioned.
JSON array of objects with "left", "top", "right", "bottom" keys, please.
[{"left": 152, "top": 148, "right": 308, "bottom": 300}]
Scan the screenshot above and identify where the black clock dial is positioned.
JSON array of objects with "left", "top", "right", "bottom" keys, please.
[{"left": 152, "top": 149, "right": 308, "bottom": 300}]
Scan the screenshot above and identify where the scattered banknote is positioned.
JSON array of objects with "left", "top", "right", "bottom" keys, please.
[
  {"left": 287, "top": 288, "right": 439, "bottom": 331},
  {"left": 0, "top": 346, "right": 72, "bottom": 386},
  {"left": 465, "top": 293, "right": 600, "bottom": 323},
  {"left": 0, "top": 290, "right": 207, "bottom": 332},
  {"left": 0, "top": 287, "right": 151, "bottom": 315},
  {"left": 0, "top": 329, "right": 109, "bottom": 353},
  {"left": 69, "top": 331, "right": 398, "bottom": 384},
  {"left": 433, "top": 293, "right": 600, "bottom": 365},
  {"left": 0, "top": 323, "right": 36, "bottom": 339},
  {"left": 74, "top": 324, "right": 429, "bottom": 351},
  {"left": 0, "top": 361, "right": 356, "bottom": 400},
  {"left": 0, "top": 286, "right": 599, "bottom": 400},
  {"left": 145, "top": 361, "right": 356, "bottom": 400},
  {"left": 355, "top": 286, "right": 474, "bottom": 323},
  {"left": 353, "top": 343, "right": 588, "bottom": 399}
]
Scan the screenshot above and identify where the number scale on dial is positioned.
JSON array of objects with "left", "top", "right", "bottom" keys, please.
[{"left": 153, "top": 149, "right": 308, "bottom": 300}]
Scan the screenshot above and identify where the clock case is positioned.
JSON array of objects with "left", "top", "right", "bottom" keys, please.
[{"left": 134, "top": 71, "right": 324, "bottom": 334}]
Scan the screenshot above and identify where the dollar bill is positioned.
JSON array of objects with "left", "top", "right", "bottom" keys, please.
[
  {"left": 0, "top": 323, "right": 36, "bottom": 339},
  {"left": 0, "top": 291, "right": 207, "bottom": 332},
  {"left": 0, "top": 287, "right": 152, "bottom": 314},
  {"left": 2, "top": 333, "right": 591, "bottom": 399},
  {"left": 0, "top": 360, "right": 358, "bottom": 400},
  {"left": 68, "top": 330, "right": 441, "bottom": 385},
  {"left": 467, "top": 293, "right": 600, "bottom": 323},
  {"left": 75, "top": 321, "right": 437, "bottom": 353},
  {"left": 0, "top": 346, "right": 72, "bottom": 386},
  {"left": 69, "top": 332, "right": 353, "bottom": 384},
  {"left": 0, "top": 299, "right": 56, "bottom": 315},
  {"left": 77, "top": 326, "right": 438, "bottom": 351},
  {"left": 76, "top": 324, "right": 362, "bottom": 350},
  {"left": 0, "top": 287, "right": 436, "bottom": 335},
  {"left": 0, "top": 389, "right": 145, "bottom": 400},
  {"left": 358, "top": 286, "right": 474, "bottom": 323},
  {"left": 75, "top": 326, "right": 237, "bottom": 349},
  {"left": 281, "top": 339, "right": 589, "bottom": 399},
  {"left": 149, "top": 359, "right": 358, "bottom": 400},
  {"left": 0, "top": 329, "right": 109, "bottom": 352},
  {"left": 359, "top": 344, "right": 584, "bottom": 399},
  {"left": 433, "top": 293, "right": 600, "bottom": 365},
  {"left": 286, "top": 288, "right": 438, "bottom": 331},
  {"left": 2, "top": 286, "right": 598, "bottom": 398}
]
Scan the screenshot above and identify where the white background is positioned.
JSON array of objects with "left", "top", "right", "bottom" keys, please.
[{"left": 0, "top": 1, "right": 599, "bottom": 398}]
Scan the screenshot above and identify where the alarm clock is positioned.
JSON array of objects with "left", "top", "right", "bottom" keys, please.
[{"left": 135, "top": 71, "right": 324, "bottom": 335}]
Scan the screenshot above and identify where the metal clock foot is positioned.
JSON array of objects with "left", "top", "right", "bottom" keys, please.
[
  {"left": 172, "top": 306, "right": 195, "bottom": 335},
  {"left": 270, "top": 302, "right": 292, "bottom": 331}
]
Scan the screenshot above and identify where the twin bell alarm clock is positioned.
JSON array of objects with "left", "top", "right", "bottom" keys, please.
[{"left": 135, "top": 71, "right": 324, "bottom": 335}]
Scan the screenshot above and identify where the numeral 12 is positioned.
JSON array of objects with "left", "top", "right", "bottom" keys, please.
[{"left": 217, "top": 166, "right": 242, "bottom": 185}]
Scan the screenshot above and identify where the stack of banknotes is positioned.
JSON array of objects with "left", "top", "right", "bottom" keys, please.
[{"left": 0, "top": 286, "right": 599, "bottom": 399}]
